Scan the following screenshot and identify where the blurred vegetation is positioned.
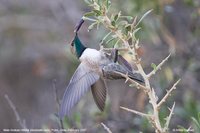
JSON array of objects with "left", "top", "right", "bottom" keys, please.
[{"left": 0, "top": 0, "right": 200, "bottom": 132}]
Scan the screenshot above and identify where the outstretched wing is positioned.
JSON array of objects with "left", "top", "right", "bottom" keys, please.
[
  {"left": 91, "top": 78, "right": 107, "bottom": 111},
  {"left": 59, "top": 63, "right": 99, "bottom": 119}
]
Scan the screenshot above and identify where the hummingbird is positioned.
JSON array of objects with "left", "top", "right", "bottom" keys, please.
[{"left": 59, "top": 19, "right": 144, "bottom": 119}]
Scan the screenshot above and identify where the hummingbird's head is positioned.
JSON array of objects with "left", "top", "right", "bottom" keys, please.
[
  {"left": 69, "top": 18, "right": 86, "bottom": 58},
  {"left": 69, "top": 18, "right": 85, "bottom": 54},
  {"left": 70, "top": 35, "right": 76, "bottom": 54}
]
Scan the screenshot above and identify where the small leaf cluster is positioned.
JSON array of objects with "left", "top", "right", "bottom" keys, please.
[{"left": 83, "top": 0, "right": 149, "bottom": 48}]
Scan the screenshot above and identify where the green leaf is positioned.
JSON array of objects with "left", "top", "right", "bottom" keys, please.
[
  {"left": 114, "top": 39, "right": 120, "bottom": 48},
  {"left": 108, "top": 25, "right": 115, "bottom": 30},
  {"left": 128, "top": 51, "right": 133, "bottom": 55},
  {"left": 125, "top": 24, "right": 131, "bottom": 32},
  {"left": 118, "top": 20, "right": 128, "bottom": 27},
  {"left": 114, "top": 13, "right": 120, "bottom": 21},
  {"left": 93, "top": 10, "right": 102, "bottom": 16},
  {"left": 106, "top": 37, "right": 115, "bottom": 44},
  {"left": 126, "top": 16, "right": 133, "bottom": 21},
  {"left": 100, "top": 31, "right": 112, "bottom": 45},
  {"left": 111, "top": 20, "right": 115, "bottom": 26},
  {"left": 132, "top": 27, "right": 141, "bottom": 36},
  {"left": 111, "top": 34, "right": 118, "bottom": 38},
  {"left": 151, "top": 63, "right": 157, "bottom": 70},
  {"left": 129, "top": 84, "right": 136, "bottom": 87},
  {"left": 110, "top": 14, "right": 114, "bottom": 20},
  {"left": 135, "top": 9, "right": 153, "bottom": 27},
  {"left": 82, "top": 16, "right": 97, "bottom": 22},
  {"left": 84, "top": 0, "right": 93, "bottom": 4},
  {"left": 88, "top": 22, "right": 97, "bottom": 31},
  {"left": 105, "top": 0, "right": 111, "bottom": 9},
  {"left": 84, "top": 12, "right": 96, "bottom": 17},
  {"left": 120, "top": 16, "right": 133, "bottom": 21}
]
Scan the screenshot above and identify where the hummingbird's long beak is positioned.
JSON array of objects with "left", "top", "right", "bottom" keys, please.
[
  {"left": 69, "top": 18, "right": 85, "bottom": 46},
  {"left": 74, "top": 18, "right": 84, "bottom": 33}
]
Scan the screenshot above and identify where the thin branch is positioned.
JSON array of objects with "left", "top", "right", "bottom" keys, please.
[
  {"left": 157, "top": 79, "right": 181, "bottom": 108},
  {"left": 128, "top": 78, "right": 149, "bottom": 93},
  {"left": 147, "top": 54, "right": 171, "bottom": 78},
  {"left": 101, "top": 123, "right": 112, "bottom": 133},
  {"left": 52, "top": 79, "right": 64, "bottom": 131},
  {"left": 120, "top": 106, "right": 152, "bottom": 118},
  {"left": 164, "top": 102, "right": 176, "bottom": 131},
  {"left": 99, "top": 31, "right": 112, "bottom": 46},
  {"left": 135, "top": 9, "right": 153, "bottom": 27},
  {"left": 4, "top": 94, "right": 28, "bottom": 131}
]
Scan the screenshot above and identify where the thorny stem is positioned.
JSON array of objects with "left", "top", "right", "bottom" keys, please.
[
  {"left": 120, "top": 106, "right": 152, "bottom": 118},
  {"left": 85, "top": 1, "right": 180, "bottom": 132},
  {"left": 163, "top": 102, "right": 176, "bottom": 132},
  {"left": 147, "top": 54, "right": 171, "bottom": 79},
  {"left": 100, "top": 14, "right": 167, "bottom": 133},
  {"left": 157, "top": 80, "right": 180, "bottom": 109}
]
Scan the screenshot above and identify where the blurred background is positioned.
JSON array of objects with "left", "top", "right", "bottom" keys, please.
[{"left": 0, "top": 0, "right": 200, "bottom": 132}]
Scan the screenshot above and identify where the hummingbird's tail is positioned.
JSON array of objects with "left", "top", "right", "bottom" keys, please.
[{"left": 102, "top": 63, "right": 144, "bottom": 83}]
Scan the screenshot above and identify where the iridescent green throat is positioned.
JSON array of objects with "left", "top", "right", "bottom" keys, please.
[{"left": 73, "top": 34, "right": 86, "bottom": 58}]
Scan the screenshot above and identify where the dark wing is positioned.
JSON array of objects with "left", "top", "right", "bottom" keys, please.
[
  {"left": 91, "top": 78, "right": 107, "bottom": 111},
  {"left": 118, "top": 55, "right": 132, "bottom": 71},
  {"left": 102, "top": 63, "right": 144, "bottom": 83},
  {"left": 59, "top": 63, "right": 99, "bottom": 119}
]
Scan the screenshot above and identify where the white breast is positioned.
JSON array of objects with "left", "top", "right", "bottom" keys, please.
[{"left": 79, "top": 48, "right": 101, "bottom": 66}]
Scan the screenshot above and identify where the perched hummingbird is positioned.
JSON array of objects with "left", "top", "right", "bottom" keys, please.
[{"left": 59, "top": 19, "right": 144, "bottom": 119}]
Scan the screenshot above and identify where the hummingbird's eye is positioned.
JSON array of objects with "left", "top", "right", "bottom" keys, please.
[{"left": 70, "top": 40, "right": 74, "bottom": 46}]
